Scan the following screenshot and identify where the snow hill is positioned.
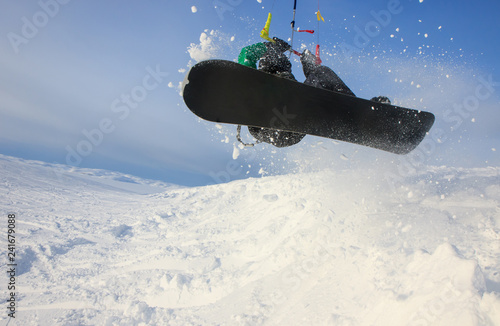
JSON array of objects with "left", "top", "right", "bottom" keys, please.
[{"left": 1, "top": 154, "right": 499, "bottom": 325}]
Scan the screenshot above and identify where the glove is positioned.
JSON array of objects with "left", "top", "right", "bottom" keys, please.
[
  {"left": 272, "top": 37, "right": 291, "bottom": 52},
  {"left": 301, "top": 49, "right": 318, "bottom": 66}
]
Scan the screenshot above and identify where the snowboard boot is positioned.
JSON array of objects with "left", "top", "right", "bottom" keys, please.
[
  {"left": 248, "top": 126, "right": 305, "bottom": 148},
  {"left": 371, "top": 96, "right": 391, "bottom": 104}
]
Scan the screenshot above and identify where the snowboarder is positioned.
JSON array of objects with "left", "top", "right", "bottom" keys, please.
[{"left": 238, "top": 38, "right": 391, "bottom": 147}]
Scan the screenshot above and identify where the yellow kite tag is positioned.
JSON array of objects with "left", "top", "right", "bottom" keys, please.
[
  {"left": 317, "top": 10, "right": 325, "bottom": 22},
  {"left": 260, "top": 13, "right": 275, "bottom": 42}
]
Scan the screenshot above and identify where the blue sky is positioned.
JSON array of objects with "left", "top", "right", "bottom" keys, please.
[{"left": 1, "top": 0, "right": 499, "bottom": 186}]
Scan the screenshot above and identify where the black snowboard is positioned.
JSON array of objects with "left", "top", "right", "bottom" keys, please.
[{"left": 182, "top": 59, "right": 435, "bottom": 154}]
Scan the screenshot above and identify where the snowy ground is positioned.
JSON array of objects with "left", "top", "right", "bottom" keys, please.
[{"left": 1, "top": 154, "right": 499, "bottom": 325}]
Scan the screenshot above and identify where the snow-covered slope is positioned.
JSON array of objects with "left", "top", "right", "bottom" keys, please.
[{"left": 1, "top": 154, "right": 499, "bottom": 325}]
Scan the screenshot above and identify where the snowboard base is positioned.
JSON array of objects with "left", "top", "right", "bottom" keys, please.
[{"left": 182, "top": 60, "right": 435, "bottom": 154}]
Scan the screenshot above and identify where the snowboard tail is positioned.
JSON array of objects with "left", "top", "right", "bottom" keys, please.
[{"left": 182, "top": 60, "right": 435, "bottom": 154}]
